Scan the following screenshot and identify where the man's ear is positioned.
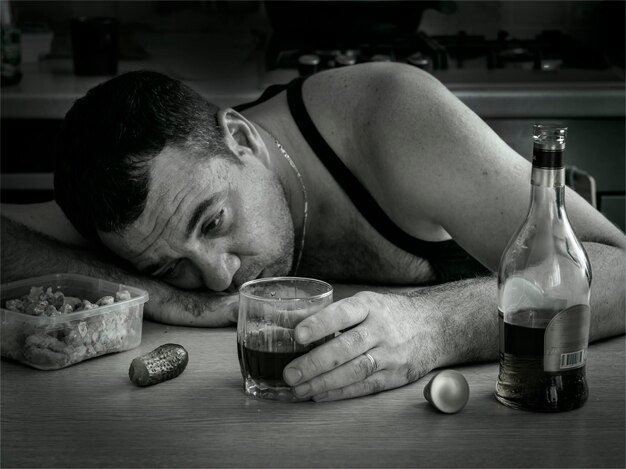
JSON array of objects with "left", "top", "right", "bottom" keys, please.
[{"left": 217, "top": 108, "right": 270, "bottom": 167}]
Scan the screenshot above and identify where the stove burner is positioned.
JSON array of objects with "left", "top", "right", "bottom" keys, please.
[{"left": 266, "top": 30, "right": 613, "bottom": 76}]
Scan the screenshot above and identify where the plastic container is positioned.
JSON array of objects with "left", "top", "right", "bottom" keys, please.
[{"left": 1, "top": 273, "right": 148, "bottom": 370}]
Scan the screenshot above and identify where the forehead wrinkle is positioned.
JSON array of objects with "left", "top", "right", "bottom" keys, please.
[
  {"left": 127, "top": 148, "right": 232, "bottom": 265},
  {"left": 122, "top": 211, "right": 170, "bottom": 268},
  {"left": 129, "top": 166, "right": 210, "bottom": 269},
  {"left": 123, "top": 186, "right": 187, "bottom": 268}
]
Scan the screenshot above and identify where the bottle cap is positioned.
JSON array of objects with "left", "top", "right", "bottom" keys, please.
[
  {"left": 533, "top": 124, "right": 566, "bottom": 150},
  {"left": 532, "top": 124, "right": 566, "bottom": 168},
  {"left": 423, "top": 370, "right": 470, "bottom": 414}
]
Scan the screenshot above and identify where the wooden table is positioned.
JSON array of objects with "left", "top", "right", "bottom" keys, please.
[{"left": 1, "top": 320, "right": 624, "bottom": 468}]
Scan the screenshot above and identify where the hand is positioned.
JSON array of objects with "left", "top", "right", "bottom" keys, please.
[
  {"left": 282, "top": 291, "right": 445, "bottom": 401},
  {"left": 145, "top": 282, "right": 238, "bottom": 327}
]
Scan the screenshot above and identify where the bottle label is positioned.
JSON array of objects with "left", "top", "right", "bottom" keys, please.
[{"left": 543, "top": 304, "right": 590, "bottom": 372}]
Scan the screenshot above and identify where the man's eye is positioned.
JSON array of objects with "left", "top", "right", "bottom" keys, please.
[
  {"left": 159, "top": 261, "right": 179, "bottom": 280},
  {"left": 201, "top": 209, "right": 225, "bottom": 235}
]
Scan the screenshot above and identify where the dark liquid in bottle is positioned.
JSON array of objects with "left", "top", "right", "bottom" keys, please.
[{"left": 496, "top": 313, "right": 588, "bottom": 412}]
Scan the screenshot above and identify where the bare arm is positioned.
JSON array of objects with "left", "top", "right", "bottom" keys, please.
[
  {"left": 279, "top": 63, "right": 624, "bottom": 401},
  {"left": 368, "top": 63, "right": 625, "bottom": 341},
  {"left": 404, "top": 239, "right": 625, "bottom": 367},
  {"left": 1, "top": 204, "right": 237, "bottom": 326},
  {"left": 293, "top": 248, "right": 623, "bottom": 402}
]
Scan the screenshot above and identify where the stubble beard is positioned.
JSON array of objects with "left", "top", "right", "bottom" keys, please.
[{"left": 235, "top": 176, "right": 296, "bottom": 285}]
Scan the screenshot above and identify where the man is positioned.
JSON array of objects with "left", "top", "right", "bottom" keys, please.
[{"left": 2, "top": 63, "right": 624, "bottom": 401}]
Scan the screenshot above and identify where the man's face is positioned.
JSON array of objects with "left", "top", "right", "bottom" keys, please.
[{"left": 99, "top": 146, "right": 295, "bottom": 292}]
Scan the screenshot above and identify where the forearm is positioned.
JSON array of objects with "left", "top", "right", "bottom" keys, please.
[
  {"left": 584, "top": 241, "right": 625, "bottom": 341},
  {"left": 1, "top": 216, "right": 237, "bottom": 326},
  {"left": 2, "top": 215, "right": 142, "bottom": 285},
  {"left": 394, "top": 241, "right": 625, "bottom": 369},
  {"left": 400, "top": 276, "right": 499, "bottom": 368},
  {"left": 286, "top": 243, "right": 623, "bottom": 401}
]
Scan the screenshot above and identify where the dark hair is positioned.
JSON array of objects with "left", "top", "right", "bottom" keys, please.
[{"left": 54, "top": 70, "right": 233, "bottom": 241}]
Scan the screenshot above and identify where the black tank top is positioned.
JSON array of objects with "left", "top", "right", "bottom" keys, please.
[{"left": 235, "top": 77, "right": 491, "bottom": 283}]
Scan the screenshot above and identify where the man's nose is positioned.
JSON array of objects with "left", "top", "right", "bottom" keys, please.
[{"left": 199, "top": 252, "right": 241, "bottom": 292}]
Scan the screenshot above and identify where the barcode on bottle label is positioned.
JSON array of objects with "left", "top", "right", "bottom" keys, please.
[
  {"left": 543, "top": 305, "right": 590, "bottom": 372},
  {"left": 560, "top": 349, "right": 586, "bottom": 369}
]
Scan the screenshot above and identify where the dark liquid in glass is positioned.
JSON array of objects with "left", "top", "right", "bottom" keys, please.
[
  {"left": 238, "top": 332, "right": 330, "bottom": 385},
  {"left": 240, "top": 346, "right": 305, "bottom": 381}
]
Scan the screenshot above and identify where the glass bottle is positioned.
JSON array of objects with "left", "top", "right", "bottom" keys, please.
[{"left": 495, "top": 124, "right": 592, "bottom": 412}]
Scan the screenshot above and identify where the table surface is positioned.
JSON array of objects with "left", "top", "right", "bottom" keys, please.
[{"left": 1, "top": 319, "right": 624, "bottom": 468}]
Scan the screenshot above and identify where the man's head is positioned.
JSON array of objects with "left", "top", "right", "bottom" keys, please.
[{"left": 55, "top": 71, "right": 295, "bottom": 291}]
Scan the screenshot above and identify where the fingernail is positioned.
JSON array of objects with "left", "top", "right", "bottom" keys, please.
[
  {"left": 293, "top": 383, "right": 310, "bottom": 397},
  {"left": 296, "top": 326, "right": 311, "bottom": 343},
  {"left": 284, "top": 367, "right": 302, "bottom": 385}
]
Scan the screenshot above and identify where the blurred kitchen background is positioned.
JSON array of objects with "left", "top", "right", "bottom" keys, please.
[{"left": 1, "top": 0, "right": 624, "bottom": 230}]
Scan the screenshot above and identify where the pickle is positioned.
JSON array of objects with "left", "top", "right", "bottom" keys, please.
[{"left": 129, "top": 343, "right": 189, "bottom": 387}]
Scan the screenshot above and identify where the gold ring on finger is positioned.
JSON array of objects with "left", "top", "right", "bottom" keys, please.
[{"left": 363, "top": 352, "right": 378, "bottom": 376}]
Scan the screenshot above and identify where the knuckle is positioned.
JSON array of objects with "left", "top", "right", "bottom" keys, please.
[
  {"left": 353, "top": 290, "right": 376, "bottom": 301},
  {"left": 303, "top": 353, "right": 327, "bottom": 375},
  {"left": 403, "top": 363, "right": 420, "bottom": 383},
  {"left": 354, "top": 291, "right": 383, "bottom": 307},
  {"left": 342, "top": 328, "right": 368, "bottom": 350},
  {"left": 339, "top": 299, "right": 360, "bottom": 320},
  {"left": 317, "top": 374, "right": 333, "bottom": 392},
  {"left": 370, "top": 376, "right": 386, "bottom": 395},
  {"left": 356, "top": 356, "right": 373, "bottom": 378},
  {"left": 308, "top": 374, "right": 329, "bottom": 395},
  {"left": 305, "top": 315, "right": 329, "bottom": 336},
  {"left": 328, "top": 386, "right": 345, "bottom": 400},
  {"left": 344, "top": 293, "right": 370, "bottom": 315}
]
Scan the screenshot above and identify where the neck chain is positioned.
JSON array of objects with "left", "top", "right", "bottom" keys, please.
[{"left": 273, "top": 138, "right": 308, "bottom": 276}]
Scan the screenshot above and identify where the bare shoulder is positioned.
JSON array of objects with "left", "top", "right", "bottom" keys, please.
[
  {"left": 302, "top": 63, "right": 455, "bottom": 237},
  {"left": 304, "top": 61, "right": 440, "bottom": 102},
  {"left": 305, "top": 63, "right": 625, "bottom": 267},
  {"left": 301, "top": 63, "right": 440, "bottom": 164}
]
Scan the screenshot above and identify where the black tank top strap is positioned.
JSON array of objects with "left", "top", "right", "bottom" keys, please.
[
  {"left": 233, "top": 84, "right": 288, "bottom": 112},
  {"left": 241, "top": 76, "right": 492, "bottom": 282},
  {"left": 286, "top": 76, "right": 455, "bottom": 257}
]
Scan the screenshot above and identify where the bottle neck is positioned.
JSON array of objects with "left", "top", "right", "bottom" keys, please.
[
  {"left": 530, "top": 166, "right": 565, "bottom": 213},
  {"left": 531, "top": 166, "right": 564, "bottom": 188}
]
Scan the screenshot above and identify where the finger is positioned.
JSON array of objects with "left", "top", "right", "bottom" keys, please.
[
  {"left": 283, "top": 326, "right": 374, "bottom": 386},
  {"left": 291, "top": 350, "right": 381, "bottom": 399},
  {"left": 311, "top": 371, "right": 394, "bottom": 402},
  {"left": 268, "top": 306, "right": 322, "bottom": 329},
  {"left": 311, "top": 359, "right": 424, "bottom": 402},
  {"left": 294, "top": 295, "right": 370, "bottom": 345},
  {"left": 243, "top": 325, "right": 320, "bottom": 354}
]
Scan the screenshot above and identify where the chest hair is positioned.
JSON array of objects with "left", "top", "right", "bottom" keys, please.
[{"left": 299, "top": 212, "right": 437, "bottom": 285}]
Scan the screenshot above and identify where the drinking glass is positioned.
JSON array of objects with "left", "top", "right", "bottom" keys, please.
[{"left": 237, "top": 277, "right": 333, "bottom": 401}]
